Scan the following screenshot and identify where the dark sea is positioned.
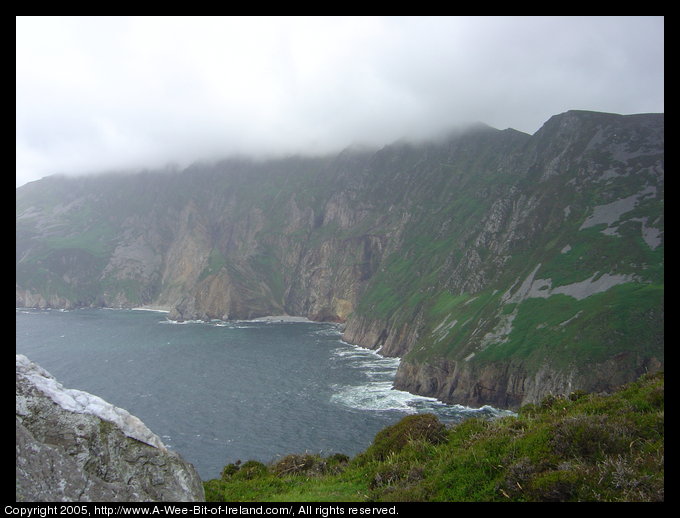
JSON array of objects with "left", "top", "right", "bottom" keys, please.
[{"left": 16, "top": 308, "right": 512, "bottom": 480}]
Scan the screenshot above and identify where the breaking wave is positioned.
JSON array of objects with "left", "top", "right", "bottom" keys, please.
[{"left": 328, "top": 340, "right": 515, "bottom": 422}]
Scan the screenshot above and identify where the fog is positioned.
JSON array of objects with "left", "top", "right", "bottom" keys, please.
[{"left": 16, "top": 16, "right": 664, "bottom": 187}]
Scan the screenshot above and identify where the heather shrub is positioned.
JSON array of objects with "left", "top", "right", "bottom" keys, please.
[
  {"left": 360, "top": 413, "right": 447, "bottom": 462},
  {"left": 551, "top": 415, "right": 634, "bottom": 461},
  {"left": 232, "top": 460, "right": 268, "bottom": 480},
  {"left": 527, "top": 470, "right": 582, "bottom": 501},
  {"left": 272, "top": 453, "right": 325, "bottom": 476}
]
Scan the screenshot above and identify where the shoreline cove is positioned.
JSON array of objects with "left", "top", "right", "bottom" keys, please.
[
  {"left": 145, "top": 311, "right": 500, "bottom": 414},
  {"left": 16, "top": 306, "right": 513, "bottom": 414},
  {"left": 16, "top": 307, "right": 514, "bottom": 479}
]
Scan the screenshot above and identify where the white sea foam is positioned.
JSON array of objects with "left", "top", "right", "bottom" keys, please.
[
  {"left": 312, "top": 327, "right": 344, "bottom": 340},
  {"left": 331, "top": 381, "right": 440, "bottom": 412},
  {"left": 160, "top": 318, "right": 209, "bottom": 325},
  {"left": 329, "top": 341, "right": 426, "bottom": 412},
  {"left": 158, "top": 314, "right": 332, "bottom": 328},
  {"left": 131, "top": 306, "right": 170, "bottom": 313},
  {"left": 159, "top": 318, "right": 257, "bottom": 330},
  {"left": 328, "top": 340, "right": 516, "bottom": 419},
  {"left": 244, "top": 315, "right": 315, "bottom": 323}
]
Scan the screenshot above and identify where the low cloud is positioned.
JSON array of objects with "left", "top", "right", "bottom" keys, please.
[{"left": 16, "top": 16, "right": 664, "bottom": 187}]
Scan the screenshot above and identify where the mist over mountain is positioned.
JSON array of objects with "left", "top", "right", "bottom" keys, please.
[
  {"left": 16, "top": 109, "right": 664, "bottom": 409},
  {"left": 16, "top": 17, "right": 664, "bottom": 188}
]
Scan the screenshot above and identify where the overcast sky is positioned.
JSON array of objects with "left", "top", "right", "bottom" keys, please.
[{"left": 16, "top": 16, "right": 664, "bottom": 187}]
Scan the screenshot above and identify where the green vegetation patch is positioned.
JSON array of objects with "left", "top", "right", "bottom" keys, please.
[
  {"left": 406, "top": 289, "right": 503, "bottom": 363},
  {"left": 198, "top": 248, "right": 228, "bottom": 282},
  {"left": 476, "top": 282, "right": 664, "bottom": 369},
  {"left": 356, "top": 414, "right": 447, "bottom": 463},
  {"left": 16, "top": 247, "right": 110, "bottom": 305},
  {"left": 538, "top": 226, "right": 664, "bottom": 286}
]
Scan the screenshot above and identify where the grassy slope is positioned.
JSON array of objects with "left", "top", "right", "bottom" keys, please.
[
  {"left": 16, "top": 173, "right": 161, "bottom": 305},
  {"left": 203, "top": 372, "right": 663, "bottom": 502},
  {"left": 388, "top": 130, "right": 664, "bottom": 384}
]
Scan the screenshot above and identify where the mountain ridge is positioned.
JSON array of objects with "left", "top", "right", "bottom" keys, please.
[{"left": 16, "top": 109, "right": 664, "bottom": 409}]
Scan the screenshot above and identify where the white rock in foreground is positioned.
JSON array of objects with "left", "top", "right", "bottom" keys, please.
[
  {"left": 16, "top": 354, "right": 205, "bottom": 502},
  {"left": 16, "top": 354, "right": 165, "bottom": 450}
]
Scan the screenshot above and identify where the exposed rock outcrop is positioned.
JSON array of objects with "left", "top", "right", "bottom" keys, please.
[
  {"left": 16, "top": 354, "right": 205, "bottom": 502},
  {"left": 394, "top": 351, "right": 664, "bottom": 410},
  {"left": 16, "top": 110, "right": 664, "bottom": 409}
]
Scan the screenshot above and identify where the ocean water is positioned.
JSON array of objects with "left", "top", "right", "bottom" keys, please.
[{"left": 16, "top": 308, "right": 512, "bottom": 479}]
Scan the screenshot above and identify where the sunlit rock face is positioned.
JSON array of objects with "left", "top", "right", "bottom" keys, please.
[{"left": 15, "top": 354, "right": 205, "bottom": 502}]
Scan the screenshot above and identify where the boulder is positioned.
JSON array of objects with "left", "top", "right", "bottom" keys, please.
[{"left": 16, "top": 354, "right": 205, "bottom": 502}]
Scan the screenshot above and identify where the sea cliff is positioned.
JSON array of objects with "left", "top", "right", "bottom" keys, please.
[{"left": 16, "top": 110, "right": 664, "bottom": 409}]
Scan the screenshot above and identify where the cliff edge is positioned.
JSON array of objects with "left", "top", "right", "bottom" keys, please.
[{"left": 16, "top": 354, "right": 205, "bottom": 502}]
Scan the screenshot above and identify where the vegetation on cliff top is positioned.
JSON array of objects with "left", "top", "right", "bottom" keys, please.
[{"left": 203, "top": 372, "right": 663, "bottom": 502}]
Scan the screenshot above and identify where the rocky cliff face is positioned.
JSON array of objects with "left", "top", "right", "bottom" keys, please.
[
  {"left": 16, "top": 354, "right": 205, "bottom": 502},
  {"left": 16, "top": 110, "right": 664, "bottom": 409},
  {"left": 386, "top": 111, "right": 664, "bottom": 408}
]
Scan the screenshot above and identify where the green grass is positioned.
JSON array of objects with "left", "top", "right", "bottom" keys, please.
[
  {"left": 400, "top": 276, "right": 663, "bottom": 382},
  {"left": 538, "top": 226, "right": 664, "bottom": 286},
  {"left": 198, "top": 248, "right": 228, "bottom": 282},
  {"left": 203, "top": 372, "right": 664, "bottom": 502},
  {"left": 475, "top": 282, "right": 664, "bottom": 368},
  {"left": 42, "top": 226, "right": 116, "bottom": 258}
]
